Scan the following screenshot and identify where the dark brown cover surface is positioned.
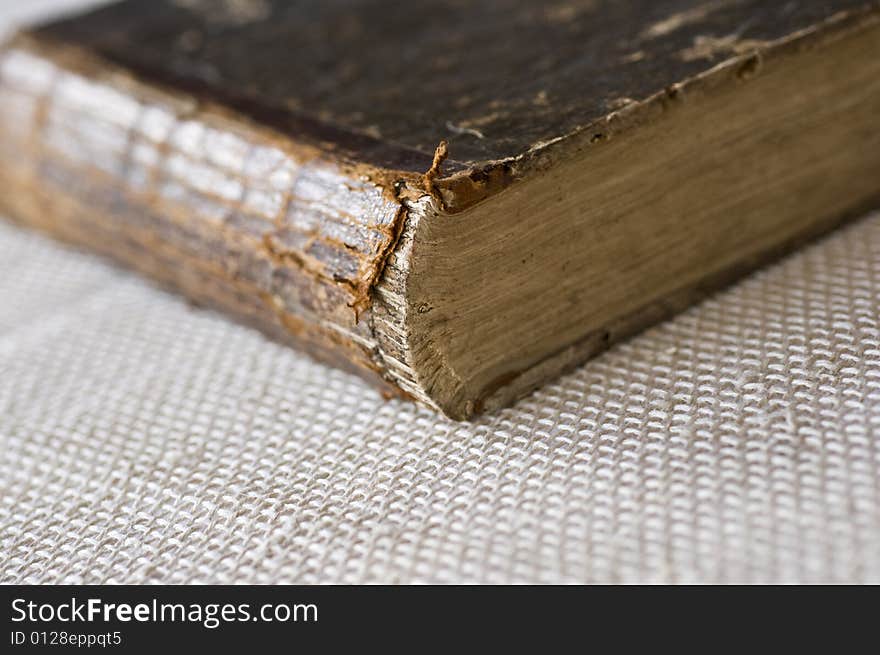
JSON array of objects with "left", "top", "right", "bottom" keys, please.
[{"left": 36, "top": 0, "right": 876, "bottom": 170}]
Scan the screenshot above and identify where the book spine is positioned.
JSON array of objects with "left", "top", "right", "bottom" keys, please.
[{"left": 0, "top": 35, "right": 411, "bottom": 397}]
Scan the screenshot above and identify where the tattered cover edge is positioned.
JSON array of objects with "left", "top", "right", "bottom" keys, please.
[{"left": 0, "top": 30, "right": 431, "bottom": 400}]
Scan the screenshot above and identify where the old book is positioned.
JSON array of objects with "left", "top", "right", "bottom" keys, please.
[{"left": 0, "top": 1, "right": 878, "bottom": 419}]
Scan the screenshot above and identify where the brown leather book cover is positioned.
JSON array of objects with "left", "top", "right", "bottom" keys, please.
[{"left": 1, "top": 0, "right": 879, "bottom": 418}]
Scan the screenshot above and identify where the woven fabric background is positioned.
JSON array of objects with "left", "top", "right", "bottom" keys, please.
[{"left": 1, "top": 1, "right": 879, "bottom": 584}]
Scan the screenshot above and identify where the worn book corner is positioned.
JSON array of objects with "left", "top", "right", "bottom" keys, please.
[{"left": 0, "top": 0, "right": 879, "bottom": 418}]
